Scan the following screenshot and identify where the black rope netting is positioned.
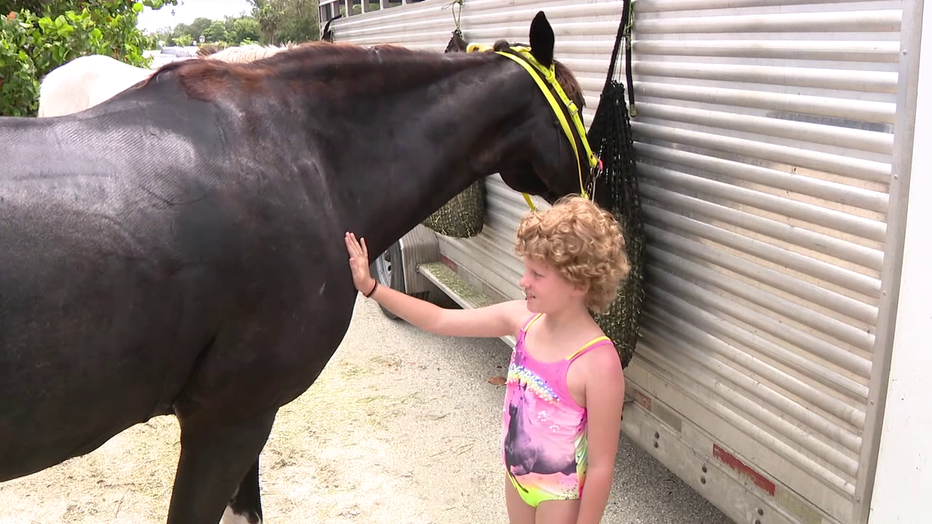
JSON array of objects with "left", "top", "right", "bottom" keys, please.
[{"left": 589, "top": 0, "right": 644, "bottom": 368}]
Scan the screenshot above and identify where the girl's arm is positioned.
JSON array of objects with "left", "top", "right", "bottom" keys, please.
[
  {"left": 576, "top": 348, "right": 625, "bottom": 524},
  {"left": 345, "top": 232, "right": 527, "bottom": 338}
]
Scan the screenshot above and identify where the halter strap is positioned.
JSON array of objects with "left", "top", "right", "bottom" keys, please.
[
  {"left": 493, "top": 48, "right": 598, "bottom": 196},
  {"left": 466, "top": 43, "right": 600, "bottom": 209}
]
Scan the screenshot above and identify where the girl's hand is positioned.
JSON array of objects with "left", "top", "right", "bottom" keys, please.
[
  {"left": 344, "top": 230, "right": 528, "bottom": 338},
  {"left": 345, "top": 232, "right": 376, "bottom": 295}
]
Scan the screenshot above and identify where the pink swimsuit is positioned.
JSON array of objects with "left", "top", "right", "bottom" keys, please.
[{"left": 501, "top": 313, "right": 615, "bottom": 507}]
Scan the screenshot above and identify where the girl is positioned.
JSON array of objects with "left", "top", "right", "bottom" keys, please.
[{"left": 344, "top": 195, "right": 629, "bottom": 524}]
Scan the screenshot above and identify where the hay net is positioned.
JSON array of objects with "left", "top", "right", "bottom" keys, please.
[{"left": 589, "top": 0, "right": 644, "bottom": 369}]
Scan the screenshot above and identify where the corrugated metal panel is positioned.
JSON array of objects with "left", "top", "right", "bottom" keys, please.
[
  {"left": 327, "top": 0, "right": 463, "bottom": 52},
  {"left": 627, "top": 1, "right": 903, "bottom": 523},
  {"left": 328, "top": 1, "right": 911, "bottom": 523}
]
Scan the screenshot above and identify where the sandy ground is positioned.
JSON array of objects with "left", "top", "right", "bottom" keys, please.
[{"left": 0, "top": 296, "right": 732, "bottom": 524}]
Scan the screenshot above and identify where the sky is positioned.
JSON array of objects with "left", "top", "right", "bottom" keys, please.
[{"left": 136, "top": 0, "right": 255, "bottom": 32}]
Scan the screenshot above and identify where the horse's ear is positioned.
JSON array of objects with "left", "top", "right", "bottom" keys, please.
[{"left": 529, "top": 11, "right": 554, "bottom": 68}]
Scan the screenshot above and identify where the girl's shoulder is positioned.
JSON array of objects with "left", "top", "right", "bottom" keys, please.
[{"left": 496, "top": 299, "right": 538, "bottom": 338}]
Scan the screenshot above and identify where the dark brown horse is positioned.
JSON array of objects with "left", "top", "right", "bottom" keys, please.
[{"left": 0, "top": 12, "right": 590, "bottom": 523}]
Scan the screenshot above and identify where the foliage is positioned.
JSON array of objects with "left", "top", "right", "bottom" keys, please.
[
  {"left": 230, "top": 16, "right": 259, "bottom": 43},
  {"left": 184, "top": 16, "right": 210, "bottom": 42},
  {"left": 172, "top": 31, "right": 191, "bottom": 46},
  {"left": 201, "top": 19, "right": 227, "bottom": 42},
  {"left": 0, "top": 0, "right": 318, "bottom": 116},
  {"left": 143, "top": 2, "right": 317, "bottom": 49},
  {"left": 0, "top": 0, "right": 175, "bottom": 116},
  {"left": 151, "top": 14, "right": 260, "bottom": 48},
  {"left": 248, "top": 0, "right": 318, "bottom": 45}
]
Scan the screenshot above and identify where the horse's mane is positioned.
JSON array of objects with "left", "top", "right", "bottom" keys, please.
[{"left": 149, "top": 40, "right": 583, "bottom": 108}]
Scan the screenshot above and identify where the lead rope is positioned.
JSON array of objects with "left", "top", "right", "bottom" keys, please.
[
  {"left": 443, "top": 0, "right": 464, "bottom": 35},
  {"left": 623, "top": 0, "right": 636, "bottom": 116}
]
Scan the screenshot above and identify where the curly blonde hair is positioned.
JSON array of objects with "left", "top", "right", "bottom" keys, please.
[{"left": 514, "top": 196, "right": 629, "bottom": 313}]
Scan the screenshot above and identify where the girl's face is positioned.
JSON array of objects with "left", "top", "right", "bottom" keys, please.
[{"left": 519, "top": 256, "right": 585, "bottom": 313}]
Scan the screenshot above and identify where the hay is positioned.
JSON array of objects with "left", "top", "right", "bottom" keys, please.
[{"left": 422, "top": 179, "right": 486, "bottom": 238}]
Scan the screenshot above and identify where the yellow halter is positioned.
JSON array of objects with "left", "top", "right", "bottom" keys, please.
[{"left": 467, "top": 43, "right": 600, "bottom": 210}]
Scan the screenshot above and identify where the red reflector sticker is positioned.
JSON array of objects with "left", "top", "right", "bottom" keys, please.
[
  {"left": 631, "top": 388, "right": 652, "bottom": 411},
  {"left": 713, "top": 443, "right": 775, "bottom": 497}
]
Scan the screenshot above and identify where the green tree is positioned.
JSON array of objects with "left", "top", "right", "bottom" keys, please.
[
  {"left": 1, "top": 1, "right": 59, "bottom": 14},
  {"left": 0, "top": 0, "right": 178, "bottom": 116},
  {"left": 231, "top": 16, "right": 259, "bottom": 44},
  {"left": 151, "top": 25, "right": 173, "bottom": 46},
  {"left": 173, "top": 32, "right": 192, "bottom": 46},
  {"left": 249, "top": 0, "right": 279, "bottom": 44},
  {"left": 170, "top": 21, "right": 190, "bottom": 42},
  {"left": 201, "top": 19, "right": 227, "bottom": 43},
  {"left": 248, "top": 0, "right": 318, "bottom": 45},
  {"left": 222, "top": 15, "right": 234, "bottom": 39},
  {"left": 187, "top": 16, "right": 210, "bottom": 41}
]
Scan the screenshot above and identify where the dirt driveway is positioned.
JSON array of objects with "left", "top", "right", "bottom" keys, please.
[{"left": 0, "top": 297, "right": 731, "bottom": 524}]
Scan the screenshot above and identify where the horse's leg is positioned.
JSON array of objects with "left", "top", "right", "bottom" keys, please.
[
  {"left": 221, "top": 458, "right": 263, "bottom": 524},
  {"left": 165, "top": 412, "right": 275, "bottom": 524}
]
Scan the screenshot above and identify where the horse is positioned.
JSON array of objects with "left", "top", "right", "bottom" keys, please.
[
  {"left": 0, "top": 11, "right": 593, "bottom": 523},
  {"left": 503, "top": 386, "right": 578, "bottom": 480},
  {"left": 36, "top": 44, "right": 301, "bottom": 118},
  {"left": 206, "top": 43, "right": 299, "bottom": 63},
  {"left": 197, "top": 45, "right": 221, "bottom": 58},
  {"left": 35, "top": 54, "right": 156, "bottom": 117}
]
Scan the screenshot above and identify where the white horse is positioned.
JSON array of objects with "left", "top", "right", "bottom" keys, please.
[
  {"left": 36, "top": 55, "right": 156, "bottom": 117},
  {"left": 36, "top": 43, "right": 302, "bottom": 117},
  {"left": 206, "top": 43, "right": 297, "bottom": 63}
]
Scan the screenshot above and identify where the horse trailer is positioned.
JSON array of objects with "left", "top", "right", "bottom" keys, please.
[{"left": 320, "top": 1, "right": 930, "bottom": 523}]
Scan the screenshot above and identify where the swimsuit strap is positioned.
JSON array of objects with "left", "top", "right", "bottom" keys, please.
[
  {"left": 566, "top": 336, "right": 613, "bottom": 362},
  {"left": 521, "top": 313, "right": 543, "bottom": 333}
]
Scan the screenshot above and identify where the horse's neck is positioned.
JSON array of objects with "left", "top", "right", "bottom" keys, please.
[{"left": 326, "top": 63, "right": 532, "bottom": 258}]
